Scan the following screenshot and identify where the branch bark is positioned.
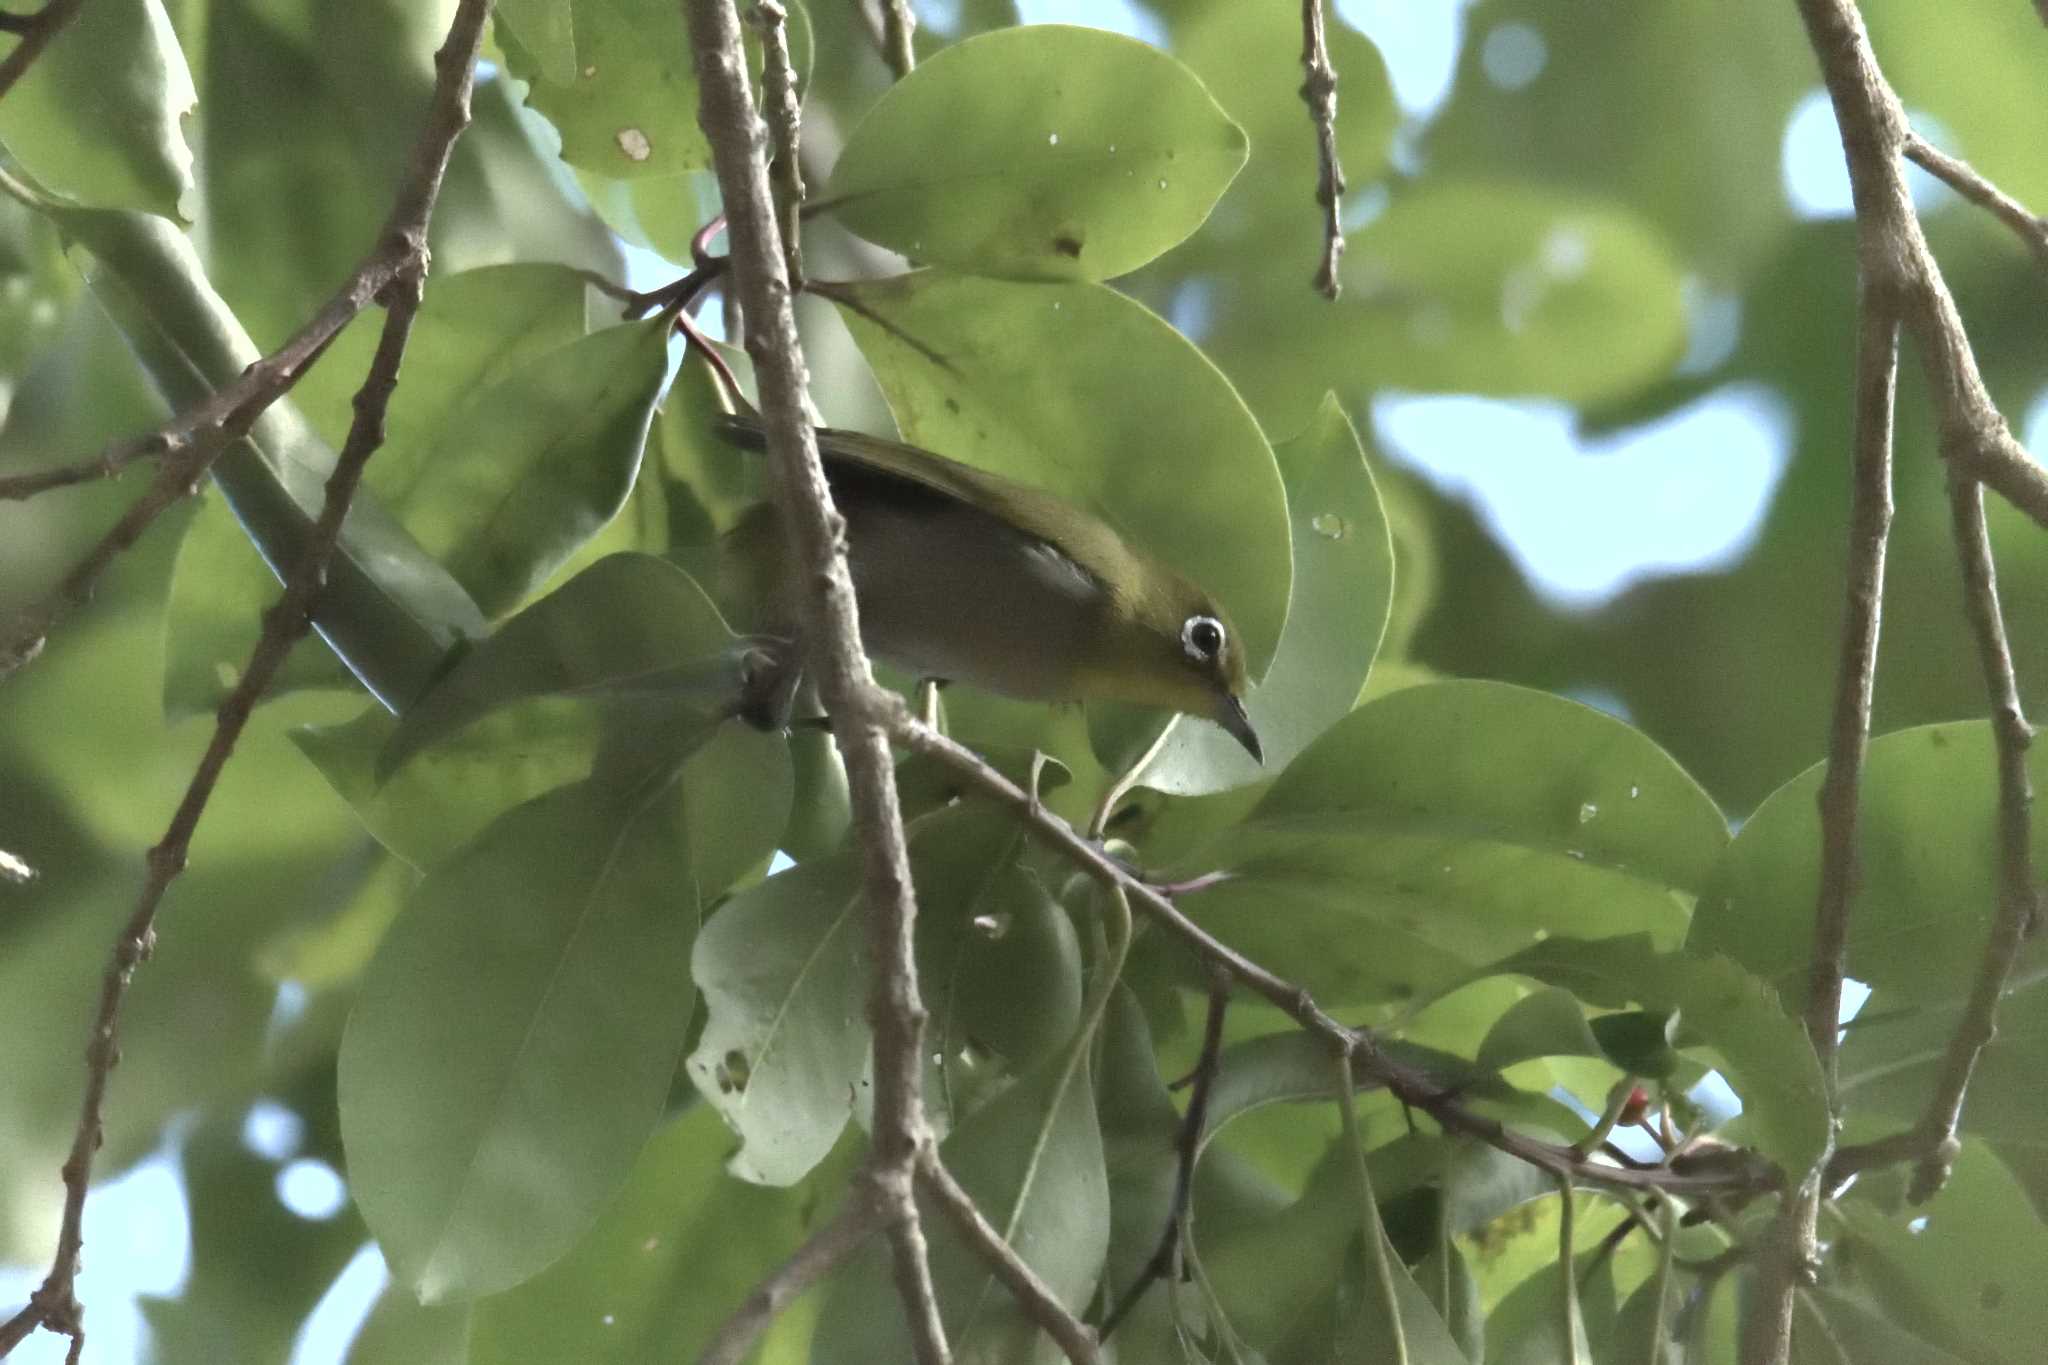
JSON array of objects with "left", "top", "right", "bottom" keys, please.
[
  {"left": 1298, "top": 0, "right": 1345, "bottom": 300},
  {"left": 0, "top": 7, "right": 488, "bottom": 1356},
  {"left": 0, "top": 0, "right": 85, "bottom": 103},
  {"left": 682, "top": 1, "right": 947, "bottom": 1360},
  {"left": 697, "top": 1185, "right": 885, "bottom": 1365}
]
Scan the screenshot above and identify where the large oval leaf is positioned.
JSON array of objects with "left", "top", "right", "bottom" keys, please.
[
  {"left": 398, "top": 318, "right": 670, "bottom": 619},
  {"left": 822, "top": 24, "right": 1246, "bottom": 281},
  {"left": 466, "top": 1103, "right": 834, "bottom": 1365},
  {"left": 1175, "top": 681, "right": 1728, "bottom": 1006},
  {"left": 832, "top": 270, "right": 1290, "bottom": 678},
  {"left": 338, "top": 726, "right": 789, "bottom": 1301},
  {"left": 1140, "top": 393, "right": 1394, "bottom": 794},
  {"left": 0, "top": 0, "right": 196, "bottom": 221},
  {"left": 379, "top": 554, "right": 743, "bottom": 780},
  {"left": 1690, "top": 721, "right": 2048, "bottom": 1008}
]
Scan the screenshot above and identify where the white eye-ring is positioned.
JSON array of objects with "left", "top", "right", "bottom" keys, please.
[{"left": 1182, "top": 614, "right": 1226, "bottom": 661}]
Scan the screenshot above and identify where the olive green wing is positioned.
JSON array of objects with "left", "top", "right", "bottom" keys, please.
[{"left": 712, "top": 413, "right": 1140, "bottom": 583}]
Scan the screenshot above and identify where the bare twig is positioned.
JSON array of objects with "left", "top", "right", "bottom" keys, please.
[
  {"left": 0, "top": 5, "right": 487, "bottom": 1357},
  {"left": 915, "top": 1150, "right": 1100, "bottom": 1364},
  {"left": 1100, "top": 968, "right": 1230, "bottom": 1338},
  {"left": 748, "top": 0, "right": 805, "bottom": 289},
  {"left": 0, "top": 0, "right": 86, "bottom": 104},
  {"left": 1904, "top": 131, "right": 2048, "bottom": 267},
  {"left": 698, "top": 1185, "right": 885, "bottom": 1365},
  {"left": 889, "top": 720, "right": 1777, "bottom": 1201},
  {"left": 1898, "top": 478, "right": 2039, "bottom": 1201},
  {"left": 0, "top": 116, "right": 478, "bottom": 677},
  {"left": 682, "top": 1, "right": 947, "bottom": 1360},
  {"left": 1298, "top": 0, "right": 1345, "bottom": 300}
]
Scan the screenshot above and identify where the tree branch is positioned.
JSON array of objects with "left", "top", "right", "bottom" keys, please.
[
  {"left": 0, "top": 0, "right": 85, "bottom": 103},
  {"left": 697, "top": 1184, "right": 885, "bottom": 1365},
  {"left": 889, "top": 719, "right": 1776, "bottom": 1201},
  {"left": 747, "top": 0, "right": 805, "bottom": 289},
  {"left": 915, "top": 1149, "right": 1100, "bottom": 1364},
  {"left": 682, "top": 1, "right": 948, "bottom": 1360},
  {"left": 1298, "top": 0, "right": 1345, "bottom": 300},
  {"left": 0, "top": 10, "right": 486, "bottom": 1357},
  {"left": 1903, "top": 130, "right": 2048, "bottom": 268}
]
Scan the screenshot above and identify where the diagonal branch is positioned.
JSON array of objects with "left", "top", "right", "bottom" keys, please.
[
  {"left": 681, "top": 2, "right": 947, "bottom": 1361},
  {"left": 698, "top": 1183, "right": 887, "bottom": 1365},
  {"left": 0, "top": 0, "right": 85, "bottom": 103},
  {"left": 0, "top": 8, "right": 489, "bottom": 1357},
  {"left": 1903, "top": 131, "right": 2048, "bottom": 267}
]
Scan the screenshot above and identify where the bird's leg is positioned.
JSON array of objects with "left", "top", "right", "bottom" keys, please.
[
  {"left": 733, "top": 635, "right": 804, "bottom": 731},
  {"left": 915, "top": 676, "right": 945, "bottom": 730}
]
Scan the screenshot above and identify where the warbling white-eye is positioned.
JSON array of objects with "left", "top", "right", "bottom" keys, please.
[{"left": 715, "top": 414, "right": 1262, "bottom": 762}]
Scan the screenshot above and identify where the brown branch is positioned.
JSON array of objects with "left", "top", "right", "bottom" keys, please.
[
  {"left": 1904, "top": 131, "right": 2048, "bottom": 268},
  {"left": 915, "top": 1148, "right": 1100, "bottom": 1364},
  {"left": 748, "top": 0, "right": 805, "bottom": 289},
  {"left": 0, "top": 0, "right": 85, "bottom": 103},
  {"left": 697, "top": 1184, "right": 885, "bottom": 1365},
  {"left": 682, "top": 2, "right": 948, "bottom": 1361},
  {"left": 1298, "top": 0, "right": 1345, "bottom": 300},
  {"left": 1904, "top": 479, "right": 2039, "bottom": 1199},
  {"left": 0, "top": 4, "right": 488, "bottom": 1357},
  {"left": 889, "top": 720, "right": 1777, "bottom": 1201}
]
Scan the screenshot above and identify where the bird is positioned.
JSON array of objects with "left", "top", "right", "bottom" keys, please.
[{"left": 713, "top": 413, "right": 1261, "bottom": 762}]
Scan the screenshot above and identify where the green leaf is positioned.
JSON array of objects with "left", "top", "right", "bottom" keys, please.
[
  {"left": 1838, "top": 1142, "right": 2048, "bottom": 1365},
  {"left": 467, "top": 1103, "right": 836, "bottom": 1364},
  {"left": 379, "top": 554, "right": 743, "bottom": 780},
  {"left": 398, "top": 318, "right": 670, "bottom": 618},
  {"left": 1175, "top": 681, "right": 1727, "bottom": 1007},
  {"left": 832, "top": 270, "right": 1290, "bottom": 681},
  {"left": 1691, "top": 721, "right": 2048, "bottom": 1009},
  {"left": 1840, "top": 978, "right": 2048, "bottom": 1154},
  {"left": 344, "top": 1286, "right": 470, "bottom": 1365},
  {"left": 0, "top": 0, "right": 197, "bottom": 221},
  {"left": 916, "top": 809, "right": 1085, "bottom": 1135},
  {"left": 1093, "top": 986, "right": 1184, "bottom": 1346},
  {"left": 496, "top": 0, "right": 577, "bottom": 85},
  {"left": 1211, "top": 182, "right": 1689, "bottom": 425},
  {"left": 339, "top": 728, "right": 790, "bottom": 1301},
  {"left": 686, "top": 850, "right": 869, "bottom": 1187},
  {"left": 497, "top": 0, "right": 811, "bottom": 184},
  {"left": 813, "top": 1045, "right": 1110, "bottom": 1363},
  {"left": 1476, "top": 988, "right": 1606, "bottom": 1073},
  {"left": 59, "top": 207, "right": 487, "bottom": 711},
  {"left": 822, "top": 24, "right": 1247, "bottom": 281},
  {"left": 1140, "top": 392, "right": 1395, "bottom": 794},
  {"left": 1479, "top": 936, "right": 1829, "bottom": 1177},
  {"left": 162, "top": 491, "right": 357, "bottom": 720}
]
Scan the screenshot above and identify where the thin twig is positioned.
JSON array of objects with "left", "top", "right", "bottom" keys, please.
[
  {"left": 1900, "top": 477, "right": 2040, "bottom": 1201},
  {"left": 1100, "top": 967, "right": 1230, "bottom": 1338},
  {"left": 697, "top": 1185, "right": 885, "bottom": 1365},
  {"left": 748, "top": 0, "right": 805, "bottom": 289},
  {"left": 1903, "top": 131, "right": 2048, "bottom": 267},
  {"left": 0, "top": 5, "right": 487, "bottom": 1357},
  {"left": 1298, "top": 0, "right": 1345, "bottom": 300},
  {"left": 889, "top": 720, "right": 1777, "bottom": 1200},
  {"left": 0, "top": 0, "right": 86, "bottom": 103},
  {"left": 682, "top": 2, "right": 948, "bottom": 1361},
  {"left": 915, "top": 1150, "right": 1100, "bottom": 1364}
]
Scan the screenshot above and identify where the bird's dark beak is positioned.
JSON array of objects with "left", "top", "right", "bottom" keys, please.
[{"left": 1216, "top": 694, "right": 1262, "bottom": 764}]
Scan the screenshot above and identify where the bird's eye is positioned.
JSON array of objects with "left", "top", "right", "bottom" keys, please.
[{"left": 1182, "top": 615, "right": 1226, "bottom": 661}]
